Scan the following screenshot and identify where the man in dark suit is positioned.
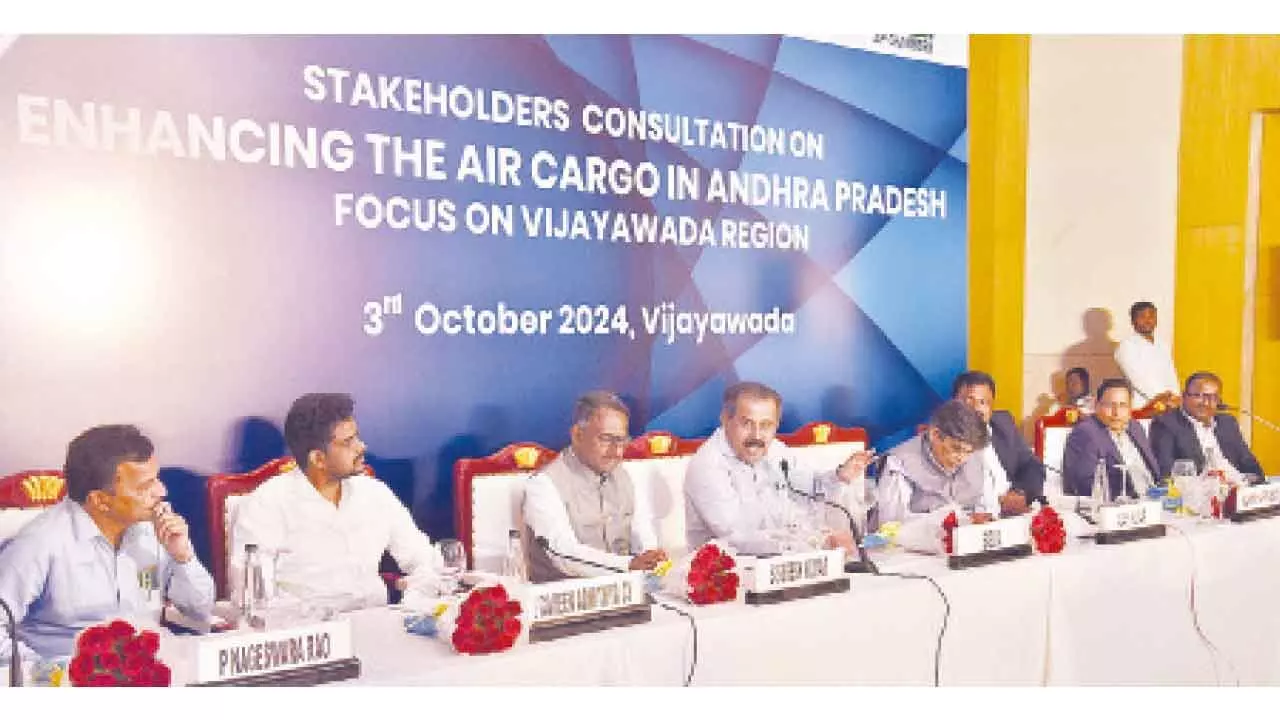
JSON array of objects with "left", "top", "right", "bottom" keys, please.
[
  {"left": 952, "top": 370, "right": 1046, "bottom": 513},
  {"left": 1062, "top": 379, "right": 1160, "bottom": 498},
  {"left": 1149, "top": 371, "right": 1265, "bottom": 481}
]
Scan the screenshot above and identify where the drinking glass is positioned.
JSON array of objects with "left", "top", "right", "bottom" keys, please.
[{"left": 437, "top": 539, "right": 467, "bottom": 595}]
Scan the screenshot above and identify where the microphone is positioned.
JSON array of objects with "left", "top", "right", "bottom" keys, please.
[
  {"left": 1218, "top": 403, "right": 1280, "bottom": 434},
  {"left": 779, "top": 459, "right": 878, "bottom": 575},
  {"left": 1, "top": 597, "right": 22, "bottom": 686},
  {"left": 535, "top": 537, "right": 699, "bottom": 687},
  {"left": 534, "top": 536, "right": 634, "bottom": 576}
]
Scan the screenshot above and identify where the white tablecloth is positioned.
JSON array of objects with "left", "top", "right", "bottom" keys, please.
[{"left": 150, "top": 515, "right": 1280, "bottom": 686}]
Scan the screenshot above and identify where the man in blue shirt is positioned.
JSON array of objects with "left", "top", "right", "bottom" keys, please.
[{"left": 0, "top": 425, "right": 215, "bottom": 662}]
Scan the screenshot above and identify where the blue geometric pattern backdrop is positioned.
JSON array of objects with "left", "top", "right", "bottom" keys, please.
[{"left": 0, "top": 35, "right": 966, "bottom": 552}]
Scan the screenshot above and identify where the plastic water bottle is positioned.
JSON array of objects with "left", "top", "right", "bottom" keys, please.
[
  {"left": 241, "top": 543, "right": 267, "bottom": 629},
  {"left": 1091, "top": 457, "right": 1110, "bottom": 512},
  {"left": 502, "top": 530, "right": 527, "bottom": 582}
]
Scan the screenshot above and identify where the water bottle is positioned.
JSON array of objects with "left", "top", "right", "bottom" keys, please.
[
  {"left": 241, "top": 543, "right": 267, "bottom": 629},
  {"left": 1090, "top": 457, "right": 1110, "bottom": 512},
  {"left": 502, "top": 530, "right": 527, "bottom": 582}
]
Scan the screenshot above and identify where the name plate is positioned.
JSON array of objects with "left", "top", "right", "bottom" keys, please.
[
  {"left": 746, "top": 549, "right": 844, "bottom": 594},
  {"left": 528, "top": 572, "right": 646, "bottom": 624},
  {"left": 952, "top": 516, "right": 1031, "bottom": 556},
  {"left": 195, "top": 619, "right": 353, "bottom": 685},
  {"left": 1230, "top": 483, "right": 1280, "bottom": 520},
  {"left": 1097, "top": 500, "right": 1164, "bottom": 533},
  {"left": 526, "top": 573, "right": 650, "bottom": 642}
]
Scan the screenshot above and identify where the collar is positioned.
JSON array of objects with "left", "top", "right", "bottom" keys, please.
[
  {"left": 919, "top": 434, "right": 962, "bottom": 479},
  {"left": 1182, "top": 407, "right": 1215, "bottom": 430},
  {"left": 67, "top": 498, "right": 112, "bottom": 547},
  {"left": 561, "top": 447, "right": 610, "bottom": 484}
]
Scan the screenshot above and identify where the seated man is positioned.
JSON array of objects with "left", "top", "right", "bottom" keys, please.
[
  {"left": 875, "top": 400, "right": 992, "bottom": 529},
  {"left": 953, "top": 370, "right": 1046, "bottom": 512},
  {"left": 231, "top": 393, "right": 443, "bottom": 609},
  {"left": 0, "top": 425, "right": 214, "bottom": 662},
  {"left": 684, "top": 381, "right": 874, "bottom": 556},
  {"left": 1065, "top": 367, "right": 1095, "bottom": 413},
  {"left": 1150, "top": 371, "right": 1265, "bottom": 482},
  {"left": 1062, "top": 379, "right": 1160, "bottom": 498},
  {"left": 523, "top": 391, "right": 669, "bottom": 582}
]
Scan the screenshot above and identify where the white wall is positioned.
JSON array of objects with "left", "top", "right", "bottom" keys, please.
[{"left": 1022, "top": 35, "right": 1183, "bottom": 427}]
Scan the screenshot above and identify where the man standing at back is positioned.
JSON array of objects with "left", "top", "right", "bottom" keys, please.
[
  {"left": 523, "top": 391, "right": 669, "bottom": 582},
  {"left": 952, "top": 370, "right": 1045, "bottom": 511},
  {"left": 1115, "top": 301, "right": 1180, "bottom": 408},
  {"left": 231, "top": 393, "right": 443, "bottom": 609}
]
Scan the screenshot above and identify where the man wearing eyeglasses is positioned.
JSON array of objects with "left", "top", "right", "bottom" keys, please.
[
  {"left": 874, "top": 400, "right": 992, "bottom": 529},
  {"left": 1061, "top": 379, "right": 1160, "bottom": 498},
  {"left": 1149, "top": 372, "right": 1264, "bottom": 482},
  {"left": 523, "top": 390, "right": 669, "bottom": 582}
]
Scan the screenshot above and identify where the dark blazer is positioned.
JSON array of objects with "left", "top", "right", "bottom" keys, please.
[
  {"left": 1149, "top": 410, "right": 1265, "bottom": 480},
  {"left": 989, "top": 410, "right": 1047, "bottom": 502},
  {"left": 1062, "top": 416, "right": 1160, "bottom": 498}
]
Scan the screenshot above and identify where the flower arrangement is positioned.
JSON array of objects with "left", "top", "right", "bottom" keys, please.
[
  {"left": 1030, "top": 505, "right": 1066, "bottom": 554},
  {"left": 67, "top": 620, "right": 170, "bottom": 687},
  {"left": 685, "top": 542, "right": 739, "bottom": 605},
  {"left": 404, "top": 583, "right": 523, "bottom": 655},
  {"left": 940, "top": 511, "right": 958, "bottom": 555}
]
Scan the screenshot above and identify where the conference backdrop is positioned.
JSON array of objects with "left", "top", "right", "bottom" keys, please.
[{"left": 0, "top": 34, "right": 969, "bottom": 558}]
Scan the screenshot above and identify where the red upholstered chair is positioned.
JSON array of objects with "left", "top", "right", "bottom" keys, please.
[
  {"left": 777, "top": 421, "right": 871, "bottom": 472},
  {"left": 452, "top": 443, "right": 557, "bottom": 571},
  {"left": 207, "top": 457, "right": 381, "bottom": 600},
  {"left": 1034, "top": 406, "right": 1084, "bottom": 461},
  {"left": 0, "top": 470, "right": 67, "bottom": 543},
  {"left": 1133, "top": 399, "right": 1171, "bottom": 421}
]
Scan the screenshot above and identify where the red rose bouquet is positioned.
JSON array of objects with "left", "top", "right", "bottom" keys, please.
[
  {"left": 68, "top": 620, "right": 170, "bottom": 687},
  {"left": 446, "top": 584, "right": 523, "bottom": 655},
  {"left": 1030, "top": 505, "right": 1066, "bottom": 554},
  {"left": 940, "top": 511, "right": 958, "bottom": 555},
  {"left": 1225, "top": 485, "right": 1239, "bottom": 517},
  {"left": 685, "top": 542, "right": 739, "bottom": 605}
]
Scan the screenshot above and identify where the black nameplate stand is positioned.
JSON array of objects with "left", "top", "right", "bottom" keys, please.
[
  {"left": 1228, "top": 505, "right": 1280, "bottom": 523},
  {"left": 1094, "top": 524, "right": 1167, "bottom": 545},
  {"left": 528, "top": 602, "right": 653, "bottom": 643},
  {"left": 744, "top": 576, "right": 850, "bottom": 605},
  {"left": 193, "top": 657, "right": 361, "bottom": 687},
  {"left": 946, "top": 543, "right": 1033, "bottom": 570}
]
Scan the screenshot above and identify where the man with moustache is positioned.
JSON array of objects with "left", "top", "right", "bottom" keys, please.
[
  {"left": 874, "top": 400, "right": 993, "bottom": 529},
  {"left": 952, "top": 370, "right": 1046, "bottom": 512},
  {"left": 683, "top": 381, "right": 874, "bottom": 556},
  {"left": 1061, "top": 379, "right": 1160, "bottom": 498},
  {"left": 0, "top": 425, "right": 215, "bottom": 662},
  {"left": 231, "top": 393, "right": 444, "bottom": 609},
  {"left": 523, "top": 391, "right": 669, "bottom": 582},
  {"left": 1149, "top": 371, "right": 1265, "bottom": 482}
]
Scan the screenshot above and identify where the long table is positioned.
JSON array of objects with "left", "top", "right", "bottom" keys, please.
[{"left": 157, "top": 515, "right": 1280, "bottom": 686}]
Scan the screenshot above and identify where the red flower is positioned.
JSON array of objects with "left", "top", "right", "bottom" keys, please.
[
  {"left": 687, "top": 543, "right": 738, "bottom": 605},
  {"left": 76, "top": 626, "right": 111, "bottom": 655},
  {"left": 68, "top": 653, "right": 96, "bottom": 684},
  {"left": 1225, "top": 487, "right": 1239, "bottom": 517},
  {"left": 1030, "top": 506, "right": 1066, "bottom": 554},
  {"left": 137, "top": 630, "right": 160, "bottom": 655},
  {"left": 941, "top": 512, "right": 958, "bottom": 555},
  {"left": 1211, "top": 495, "right": 1222, "bottom": 519},
  {"left": 106, "top": 619, "right": 136, "bottom": 640}
]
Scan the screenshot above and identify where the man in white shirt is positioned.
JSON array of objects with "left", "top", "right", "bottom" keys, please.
[
  {"left": 523, "top": 391, "right": 668, "bottom": 582},
  {"left": 683, "top": 381, "right": 874, "bottom": 556},
  {"left": 1114, "top": 301, "right": 1180, "bottom": 407},
  {"left": 231, "top": 393, "right": 443, "bottom": 609}
]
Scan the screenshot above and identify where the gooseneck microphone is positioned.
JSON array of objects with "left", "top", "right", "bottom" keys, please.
[
  {"left": 1, "top": 597, "right": 22, "bottom": 686},
  {"left": 1219, "top": 403, "right": 1280, "bottom": 435},
  {"left": 534, "top": 536, "right": 698, "bottom": 687},
  {"left": 779, "top": 459, "right": 879, "bottom": 575}
]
